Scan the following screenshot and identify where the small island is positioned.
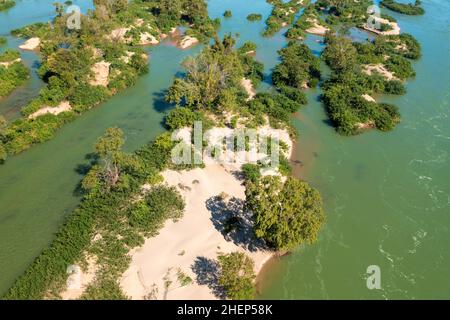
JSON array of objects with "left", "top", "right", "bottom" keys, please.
[
  {"left": 0, "top": 0, "right": 15, "bottom": 12},
  {"left": 381, "top": 0, "right": 425, "bottom": 16}
]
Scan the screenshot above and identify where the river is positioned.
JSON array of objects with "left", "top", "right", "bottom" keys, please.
[{"left": 0, "top": 0, "right": 449, "bottom": 298}]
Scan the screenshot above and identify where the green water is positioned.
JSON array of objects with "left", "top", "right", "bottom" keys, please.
[
  {"left": 1, "top": 0, "right": 449, "bottom": 299},
  {"left": 258, "top": 0, "right": 450, "bottom": 299},
  {"left": 0, "top": 0, "right": 202, "bottom": 293}
]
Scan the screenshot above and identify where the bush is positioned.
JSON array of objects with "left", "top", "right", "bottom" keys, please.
[
  {"left": 241, "top": 163, "right": 261, "bottom": 183},
  {"left": 218, "top": 252, "right": 255, "bottom": 300},
  {"left": 0, "top": 0, "right": 15, "bottom": 11},
  {"left": 246, "top": 176, "right": 324, "bottom": 251},
  {"left": 223, "top": 10, "right": 232, "bottom": 18},
  {"left": 129, "top": 185, "right": 185, "bottom": 235},
  {"left": 381, "top": 0, "right": 425, "bottom": 15},
  {"left": 165, "top": 107, "right": 198, "bottom": 130},
  {"left": 247, "top": 13, "right": 262, "bottom": 22}
]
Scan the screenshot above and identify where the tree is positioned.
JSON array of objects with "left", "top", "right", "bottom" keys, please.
[
  {"left": 218, "top": 252, "right": 255, "bottom": 300},
  {"left": 273, "top": 41, "right": 321, "bottom": 89},
  {"left": 94, "top": 127, "right": 125, "bottom": 189},
  {"left": 245, "top": 176, "right": 324, "bottom": 251},
  {"left": 322, "top": 34, "right": 357, "bottom": 72}
]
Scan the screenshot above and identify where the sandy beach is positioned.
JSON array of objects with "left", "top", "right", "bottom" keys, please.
[{"left": 120, "top": 165, "right": 274, "bottom": 300}]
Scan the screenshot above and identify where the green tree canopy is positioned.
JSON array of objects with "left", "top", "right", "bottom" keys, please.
[
  {"left": 245, "top": 176, "right": 325, "bottom": 251},
  {"left": 218, "top": 252, "right": 255, "bottom": 300}
]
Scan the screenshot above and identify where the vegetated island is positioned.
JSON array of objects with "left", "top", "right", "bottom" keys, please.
[
  {"left": 381, "top": 0, "right": 425, "bottom": 16},
  {"left": 263, "top": 0, "right": 308, "bottom": 37},
  {"left": 247, "top": 13, "right": 263, "bottom": 22},
  {"left": 0, "top": 0, "right": 15, "bottom": 11},
  {"left": 0, "top": 0, "right": 219, "bottom": 164},
  {"left": 284, "top": 0, "right": 422, "bottom": 135},
  {"left": 3, "top": 35, "right": 325, "bottom": 300},
  {"left": 0, "top": 50, "right": 29, "bottom": 99}
]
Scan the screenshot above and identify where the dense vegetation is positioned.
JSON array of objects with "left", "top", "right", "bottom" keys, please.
[
  {"left": 321, "top": 32, "right": 421, "bottom": 135},
  {"left": 263, "top": 0, "right": 305, "bottom": 37},
  {"left": 273, "top": 41, "right": 321, "bottom": 89},
  {"left": 1, "top": 0, "right": 218, "bottom": 164},
  {"left": 3, "top": 128, "right": 185, "bottom": 299},
  {"left": 217, "top": 252, "right": 256, "bottom": 300},
  {"left": 247, "top": 13, "right": 262, "bottom": 22},
  {"left": 0, "top": 0, "right": 15, "bottom": 11},
  {"left": 315, "top": 0, "right": 373, "bottom": 26},
  {"left": 147, "top": 0, "right": 219, "bottom": 40},
  {"left": 245, "top": 176, "right": 324, "bottom": 251},
  {"left": 381, "top": 0, "right": 425, "bottom": 16},
  {"left": 286, "top": 3, "right": 327, "bottom": 39},
  {"left": 0, "top": 36, "right": 6, "bottom": 45},
  {"left": 0, "top": 50, "right": 29, "bottom": 98}
]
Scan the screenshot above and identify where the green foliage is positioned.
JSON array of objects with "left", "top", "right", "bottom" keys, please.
[
  {"left": 223, "top": 10, "right": 232, "bottom": 18},
  {"left": 381, "top": 0, "right": 425, "bottom": 15},
  {"left": 3, "top": 127, "right": 183, "bottom": 299},
  {"left": 0, "top": 0, "right": 15, "bottom": 11},
  {"left": 129, "top": 185, "right": 185, "bottom": 235},
  {"left": 11, "top": 22, "right": 51, "bottom": 38},
  {"left": 218, "top": 252, "right": 255, "bottom": 300},
  {"left": 245, "top": 176, "right": 324, "bottom": 251},
  {"left": 165, "top": 107, "right": 198, "bottom": 130},
  {"left": 316, "top": 0, "right": 373, "bottom": 26},
  {"left": 273, "top": 41, "right": 321, "bottom": 89},
  {"left": 0, "top": 50, "right": 29, "bottom": 98},
  {"left": 323, "top": 35, "right": 358, "bottom": 73},
  {"left": 263, "top": 0, "right": 305, "bottom": 37},
  {"left": 321, "top": 33, "right": 419, "bottom": 135},
  {"left": 0, "top": 36, "right": 6, "bottom": 45},
  {"left": 241, "top": 163, "right": 261, "bottom": 183},
  {"left": 146, "top": 0, "right": 218, "bottom": 40},
  {"left": 166, "top": 35, "right": 249, "bottom": 110},
  {"left": 247, "top": 13, "right": 262, "bottom": 22}
]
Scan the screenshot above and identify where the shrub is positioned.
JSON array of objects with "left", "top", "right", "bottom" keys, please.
[
  {"left": 218, "top": 252, "right": 255, "bottom": 300},
  {"left": 246, "top": 176, "right": 324, "bottom": 251},
  {"left": 247, "top": 13, "right": 262, "bottom": 22}
]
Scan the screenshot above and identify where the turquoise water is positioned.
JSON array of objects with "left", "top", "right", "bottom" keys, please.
[{"left": 0, "top": 0, "right": 449, "bottom": 299}]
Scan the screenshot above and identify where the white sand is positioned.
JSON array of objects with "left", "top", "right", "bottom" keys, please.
[
  {"left": 363, "top": 17, "right": 400, "bottom": 36},
  {"left": 139, "top": 32, "right": 159, "bottom": 45},
  {"left": 0, "top": 58, "right": 21, "bottom": 68},
  {"left": 362, "top": 94, "right": 376, "bottom": 102},
  {"left": 241, "top": 78, "right": 256, "bottom": 101},
  {"left": 179, "top": 36, "right": 199, "bottom": 49},
  {"left": 356, "top": 120, "right": 375, "bottom": 130},
  {"left": 305, "top": 19, "right": 329, "bottom": 36},
  {"left": 120, "top": 165, "right": 273, "bottom": 300},
  {"left": 29, "top": 101, "right": 72, "bottom": 119},
  {"left": 120, "top": 126, "right": 293, "bottom": 300},
  {"left": 362, "top": 64, "right": 397, "bottom": 81},
  {"left": 89, "top": 61, "right": 111, "bottom": 87},
  {"left": 19, "top": 37, "right": 40, "bottom": 50}
]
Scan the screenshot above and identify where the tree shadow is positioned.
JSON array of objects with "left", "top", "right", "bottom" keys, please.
[
  {"left": 152, "top": 89, "right": 173, "bottom": 113},
  {"left": 72, "top": 152, "right": 99, "bottom": 197},
  {"left": 205, "top": 196, "right": 266, "bottom": 252},
  {"left": 191, "top": 256, "right": 225, "bottom": 299}
]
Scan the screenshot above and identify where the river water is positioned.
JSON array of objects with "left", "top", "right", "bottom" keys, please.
[{"left": 0, "top": 0, "right": 449, "bottom": 298}]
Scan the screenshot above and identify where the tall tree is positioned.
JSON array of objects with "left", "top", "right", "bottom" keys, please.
[{"left": 245, "top": 176, "right": 325, "bottom": 251}]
